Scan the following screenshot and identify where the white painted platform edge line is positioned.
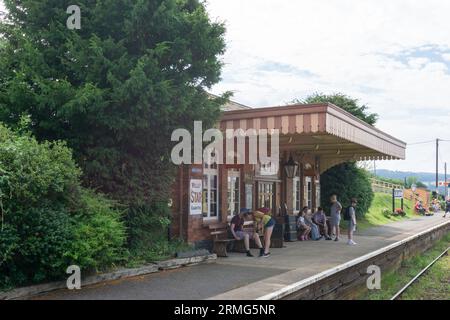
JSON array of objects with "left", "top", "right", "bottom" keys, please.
[{"left": 256, "top": 220, "right": 450, "bottom": 300}]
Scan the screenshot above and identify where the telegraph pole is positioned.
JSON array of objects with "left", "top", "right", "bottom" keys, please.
[
  {"left": 436, "top": 138, "right": 440, "bottom": 193},
  {"left": 445, "top": 162, "right": 448, "bottom": 198}
]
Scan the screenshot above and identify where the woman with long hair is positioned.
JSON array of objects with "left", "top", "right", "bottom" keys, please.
[{"left": 252, "top": 207, "right": 275, "bottom": 258}]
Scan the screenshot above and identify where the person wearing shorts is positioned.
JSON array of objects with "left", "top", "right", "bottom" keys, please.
[
  {"left": 253, "top": 208, "right": 275, "bottom": 258},
  {"left": 330, "top": 195, "right": 343, "bottom": 241},
  {"left": 230, "top": 208, "right": 263, "bottom": 257},
  {"left": 347, "top": 198, "right": 357, "bottom": 245},
  {"left": 297, "top": 207, "right": 311, "bottom": 241}
]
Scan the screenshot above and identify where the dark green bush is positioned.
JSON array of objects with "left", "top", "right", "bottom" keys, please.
[
  {"left": 320, "top": 162, "right": 374, "bottom": 218},
  {"left": 65, "top": 189, "right": 128, "bottom": 271},
  {"left": 0, "top": 207, "right": 73, "bottom": 287},
  {"left": 126, "top": 202, "right": 176, "bottom": 262},
  {"left": 0, "top": 124, "right": 127, "bottom": 288}
]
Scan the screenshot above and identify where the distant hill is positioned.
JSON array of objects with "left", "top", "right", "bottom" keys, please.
[{"left": 375, "top": 169, "right": 448, "bottom": 194}]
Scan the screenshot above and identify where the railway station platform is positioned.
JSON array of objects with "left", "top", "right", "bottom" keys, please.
[{"left": 33, "top": 214, "right": 450, "bottom": 300}]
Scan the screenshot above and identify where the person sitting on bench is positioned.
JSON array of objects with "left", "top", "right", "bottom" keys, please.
[
  {"left": 297, "top": 207, "right": 311, "bottom": 241},
  {"left": 415, "top": 200, "right": 426, "bottom": 215},
  {"left": 313, "top": 207, "right": 332, "bottom": 240},
  {"left": 230, "top": 208, "right": 264, "bottom": 257}
]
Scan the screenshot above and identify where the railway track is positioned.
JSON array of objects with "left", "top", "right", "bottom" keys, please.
[{"left": 390, "top": 246, "right": 449, "bottom": 300}]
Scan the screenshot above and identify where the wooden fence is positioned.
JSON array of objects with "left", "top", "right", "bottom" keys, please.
[{"left": 370, "top": 178, "right": 403, "bottom": 194}]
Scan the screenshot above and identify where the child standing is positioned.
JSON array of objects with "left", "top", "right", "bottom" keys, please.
[{"left": 347, "top": 198, "right": 358, "bottom": 245}]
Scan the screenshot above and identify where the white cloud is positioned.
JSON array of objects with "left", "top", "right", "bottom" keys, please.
[
  {"left": 1, "top": 0, "right": 449, "bottom": 173},
  {"left": 207, "top": 0, "right": 450, "bottom": 173}
]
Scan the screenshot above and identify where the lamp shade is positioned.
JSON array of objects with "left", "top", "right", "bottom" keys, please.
[{"left": 284, "top": 155, "right": 299, "bottom": 179}]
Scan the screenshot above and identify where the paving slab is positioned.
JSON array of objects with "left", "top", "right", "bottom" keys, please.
[{"left": 32, "top": 214, "right": 449, "bottom": 300}]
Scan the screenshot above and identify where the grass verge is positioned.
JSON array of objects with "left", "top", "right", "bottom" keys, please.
[
  {"left": 356, "top": 193, "right": 416, "bottom": 231},
  {"left": 361, "top": 232, "right": 450, "bottom": 300}
]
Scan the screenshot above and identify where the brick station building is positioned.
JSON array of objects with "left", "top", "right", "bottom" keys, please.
[{"left": 170, "top": 99, "right": 406, "bottom": 248}]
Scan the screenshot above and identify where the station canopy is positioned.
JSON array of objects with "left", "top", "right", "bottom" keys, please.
[{"left": 220, "top": 103, "right": 406, "bottom": 173}]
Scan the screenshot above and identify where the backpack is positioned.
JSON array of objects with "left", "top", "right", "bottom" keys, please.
[{"left": 343, "top": 207, "right": 352, "bottom": 221}]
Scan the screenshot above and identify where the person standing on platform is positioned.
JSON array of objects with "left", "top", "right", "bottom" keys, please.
[
  {"left": 346, "top": 198, "right": 358, "bottom": 245},
  {"left": 253, "top": 208, "right": 275, "bottom": 258},
  {"left": 330, "top": 195, "right": 343, "bottom": 241},
  {"left": 444, "top": 197, "right": 450, "bottom": 218}
]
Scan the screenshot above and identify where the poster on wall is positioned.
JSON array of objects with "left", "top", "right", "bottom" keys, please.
[{"left": 189, "top": 179, "right": 203, "bottom": 215}]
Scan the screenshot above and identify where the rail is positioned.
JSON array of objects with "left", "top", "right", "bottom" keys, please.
[{"left": 390, "top": 246, "right": 449, "bottom": 300}]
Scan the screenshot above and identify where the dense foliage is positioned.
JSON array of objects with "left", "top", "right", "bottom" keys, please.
[
  {"left": 0, "top": 0, "right": 227, "bottom": 253},
  {"left": 298, "top": 93, "right": 378, "bottom": 125},
  {"left": 320, "top": 162, "right": 374, "bottom": 218},
  {"left": 0, "top": 124, "right": 126, "bottom": 288}
]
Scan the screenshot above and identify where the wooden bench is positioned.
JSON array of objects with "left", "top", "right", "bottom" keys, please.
[
  {"left": 208, "top": 223, "right": 234, "bottom": 257},
  {"left": 208, "top": 221, "right": 262, "bottom": 257}
]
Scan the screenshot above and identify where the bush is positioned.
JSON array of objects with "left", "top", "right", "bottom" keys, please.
[
  {"left": 0, "top": 206, "right": 73, "bottom": 287},
  {"left": 320, "top": 162, "right": 374, "bottom": 218},
  {"left": 64, "top": 190, "right": 128, "bottom": 272},
  {"left": 382, "top": 208, "right": 392, "bottom": 218},
  {"left": 126, "top": 202, "right": 176, "bottom": 262},
  {"left": 0, "top": 124, "right": 127, "bottom": 288}
]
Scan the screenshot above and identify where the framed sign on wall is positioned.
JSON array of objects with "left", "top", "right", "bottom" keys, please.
[{"left": 189, "top": 179, "right": 203, "bottom": 215}]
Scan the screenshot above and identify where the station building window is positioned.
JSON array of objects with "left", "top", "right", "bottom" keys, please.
[
  {"left": 227, "top": 169, "right": 240, "bottom": 217},
  {"left": 202, "top": 163, "right": 218, "bottom": 219}
]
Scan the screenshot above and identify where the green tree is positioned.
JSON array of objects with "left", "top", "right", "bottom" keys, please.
[
  {"left": 0, "top": 0, "right": 228, "bottom": 253},
  {"left": 295, "top": 93, "right": 378, "bottom": 125},
  {"left": 297, "top": 93, "right": 377, "bottom": 216},
  {"left": 319, "top": 162, "right": 374, "bottom": 217},
  {"left": 0, "top": 0, "right": 227, "bottom": 205}
]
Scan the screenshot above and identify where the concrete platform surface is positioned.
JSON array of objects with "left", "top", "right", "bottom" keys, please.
[{"left": 32, "top": 214, "right": 449, "bottom": 300}]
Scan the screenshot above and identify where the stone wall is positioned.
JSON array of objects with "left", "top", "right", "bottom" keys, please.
[{"left": 281, "top": 222, "right": 450, "bottom": 300}]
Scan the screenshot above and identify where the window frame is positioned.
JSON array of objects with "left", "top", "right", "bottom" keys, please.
[
  {"left": 227, "top": 169, "right": 241, "bottom": 218},
  {"left": 202, "top": 166, "right": 219, "bottom": 220}
]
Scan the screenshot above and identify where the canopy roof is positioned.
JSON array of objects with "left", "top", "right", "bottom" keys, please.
[{"left": 220, "top": 103, "right": 406, "bottom": 173}]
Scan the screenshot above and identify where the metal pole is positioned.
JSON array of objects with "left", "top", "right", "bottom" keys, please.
[
  {"left": 392, "top": 188, "right": 395, "bottom": 213},
  {"left": 446, "top": 162, "right": 449, "bottom": 198},
  {"left": 436, "top": 138, "right": 439, "bottom": 194}
]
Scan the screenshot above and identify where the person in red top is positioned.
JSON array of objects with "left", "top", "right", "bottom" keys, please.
[{"left": 230, "top": 208, "right": 264, "bottom": 257}]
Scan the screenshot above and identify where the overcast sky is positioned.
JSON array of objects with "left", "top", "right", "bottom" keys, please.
[
  {"left": 206, "top": 0, "right": 450, "bottom": 174},
  {"left": 1, "top": 1, "right": 449, "bottom": 174}
]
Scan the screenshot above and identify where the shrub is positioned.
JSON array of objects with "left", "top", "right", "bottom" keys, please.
[
  {"left": 0, "top": 124, "right": 127, "bottom": 288},
  {"left": 0, "top": 206, "right": 72, "bottom": 287},
  {"left": 382, "top": 208, "right": 392, "bottom": 218},
  {"left": 64, "top": 189, "right": 128, "bottom": 272},
  {"left": 126, "top": 202, "right": 174, "bottom": 262},
  {"left": 320, "top": 162, "right": 374, "bottom": 218}
]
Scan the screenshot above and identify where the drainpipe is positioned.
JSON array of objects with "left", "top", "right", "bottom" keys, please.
[{"left": 179, "top": 165, "right": 184, "bottom": 241}]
